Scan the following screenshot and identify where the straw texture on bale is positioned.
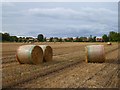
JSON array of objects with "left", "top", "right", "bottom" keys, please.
[
  {"left": 85, "top": 45, "right": 105, "bottom": 63},
  {"left": 16, "top": 45, "right": 43, "bottom": 64},
  {"left": 39, "top": 45, "right": 53, "bottom": 62}
]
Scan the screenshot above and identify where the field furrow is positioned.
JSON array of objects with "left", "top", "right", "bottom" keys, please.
[{"left": 1, "top": 42, "right": 119, "bottom": 88}]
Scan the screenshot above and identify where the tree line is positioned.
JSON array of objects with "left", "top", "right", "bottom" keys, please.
[{"left": 0, "top": 31, "right": 120, "bottom": 42}]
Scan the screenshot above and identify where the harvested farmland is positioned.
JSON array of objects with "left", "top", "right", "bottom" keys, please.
[{"left": 1, "top": 42, "right": 119, "bottom": 88}]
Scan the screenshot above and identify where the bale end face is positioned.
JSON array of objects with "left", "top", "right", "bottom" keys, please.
[
  {"left": 39, "top": 45, "right": 53, "bottom": 62},
  {"left": 44, "top": 46, "right": 53, "bottom": 62},
  {"left": 31, "top": 46, "right": 43, "bottom": 64}
]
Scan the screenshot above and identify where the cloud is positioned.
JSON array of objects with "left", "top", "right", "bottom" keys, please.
[
  {"left": 22, "top": 23, "right": 117, "bottom": 37},
  {"left": 2, "top": 3, "right": 118, "bottom": 37},
  {"left": 27, "top": 7, "right": 117, "bottom": 20},
  {"left": 2, "top": 2, "right": 15, "bottom": 7},
  {"left": 26, "top": 7, "right": 117, "bottom": 29},
  {"left": 27, "top": 7, "right": 117, "bottom": 26},
  {"left": 27, "top": 7, "right": 79, "bottom": 19}
]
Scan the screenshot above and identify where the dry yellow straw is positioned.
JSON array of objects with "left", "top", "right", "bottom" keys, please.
[
  {"left": 85, "top": 45, "right": 105, "bottom": 63},
  {"left": 107, "top": 42, "right": 112, "bottom": 45},
  {"left": 39, "top": 45, "right": 53, "bottom": 62},
  {"left": 16, "top": 45, "right": 43, "bottom": 64}
]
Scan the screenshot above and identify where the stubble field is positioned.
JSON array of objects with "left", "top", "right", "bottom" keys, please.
[{"left": 1, "top": 42, "right": 119, "bottom": 88}]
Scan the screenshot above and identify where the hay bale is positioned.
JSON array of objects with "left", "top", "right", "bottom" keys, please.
[
  {"left": 107, "top": 42, "right": 112, "bottom": 45},
  {"left": 85, "top": 45, "right": 105, "bottom": 63},
  {"left": 39, "top": 45, "right": 53, "bottom": 62},
  {"left": 16, "top": 45, "right": 43, "bottom": 64}
]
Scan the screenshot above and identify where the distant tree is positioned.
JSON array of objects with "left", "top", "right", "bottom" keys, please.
[
  {"left": 49, "top": 37, "right": 53, "bottom": 42},
  {"left": 23, "top": 37, "right": 27, "bottom": 42},
  {"left": 79, "top": 37, "right": 84, "bottom": 42},
  {"left": 0, "top": 33, "right": 2, "bottom": 42},
  {"left": 54, "top": 37, "right": 59, "bottom": 42},
  {"left": 89, "top": 35, "right": 93, "bottom": 42},
  {"left": 58, "top": 38, "right": 63, "bottom": 42},
  {"left": 51, "top": 37, "right": 58, "bottom": 42},
  {"left": 18, "top": 37, "right": 23, "bottom": 42},
  {"left": 78, "top": 38, "right": 82, "bottom": 42},
  {"left": 24, "top": 39, "right": 27, "bottom": 42},
  {"left": 69, "top": 37, "right": 73, "bottom": 42},
  {"left": 64, "top": 39, "right": 68, "bottom": 42},
  {"left": 73, "top": 37, "right": 82, "bottom": 42},
  {"left": 2, "top": 33, "right": 10, "bottom": 41},
  {"left": 80, "top": 37, "right": 87, "bottom": 42},
  {"left": 109, "top": 31, "right": 118, "bottom": 42},
  {"left": 37, "top": 34, "right": 44, "bottom": 42},
  {"left": 93, "top": 36, "right": 96, "bottom": 42},
  {"left": 118, "top": 32, "right": 120, "bottom": 41},
  {"left": 75, "top": 37, "right": 79, "bottom": 42},
  {"left": 102, "top": 34, "right": 109, "bottom": 42},
  {"left": 10, "top": 36, "right": 18, "bottom": 42},
  {"left": 44, "top": 37, "right": 46, "bottom": 42}
]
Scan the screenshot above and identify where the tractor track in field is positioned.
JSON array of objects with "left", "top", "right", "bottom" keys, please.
[
  {"left": 1, "top": 51, "right": 16, "bottom": 57},
  {"left": 15, "top": 49, "right": 119, "bottom": 88},
  {"left": 105, "top": 68, "right": 119, "bottom": 88},
  {"left": 3, "top": 59, "right": 84, "bottom": 88},
  {"left": 80, "top": 60, "right": 118, "bottom": 88},
  {"left": 2, "top": 47, "right": 118, "bottom": 88},
  {"left": 17, "top": 61, "right": 108, "bottom": 88}
]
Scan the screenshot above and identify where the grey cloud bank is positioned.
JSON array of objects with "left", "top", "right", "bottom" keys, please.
[{"left": 2, "top": 2, "right": 118, "bottom": 37}]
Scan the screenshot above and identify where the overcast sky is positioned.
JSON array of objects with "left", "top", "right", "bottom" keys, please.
[{"left": 1, "top": 2, "right": 118, "bottom": 38}]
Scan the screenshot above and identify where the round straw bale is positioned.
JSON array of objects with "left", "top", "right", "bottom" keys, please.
[
  {"left": 16, "top": 45, "right": 43, "bottom": 64},
  {"left": 85, "top": 45, "right": 105, "bottom": 63},
  {"left": 39, "top": 45, "right": 53, "bottom": 62},
  {"left": 107, "top": 42, "right": 112, "bottom": 45}
]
